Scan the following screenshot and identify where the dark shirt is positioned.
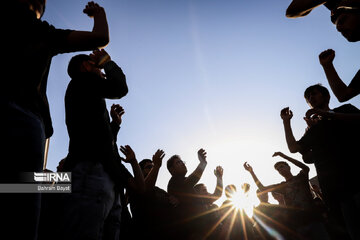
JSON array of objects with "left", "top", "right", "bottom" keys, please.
[
  {"left": 167, "top": 175, "right": 197, "bottom": 206},
  {"left": 65, "top": 61, "right": 129, "bottom": 186},
  {"left": 298, "top": 104, "right": 360, "bottom": 202},
  {"left": 4, "top": 2, "right": 75, "bottom": 137},
  {"left": 273, "top": 171, "right": 315, "bottom": 210}
]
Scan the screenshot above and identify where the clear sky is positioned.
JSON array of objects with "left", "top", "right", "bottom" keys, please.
[{"left": 43, "top": 0, "right": 359, "bottom": 204}]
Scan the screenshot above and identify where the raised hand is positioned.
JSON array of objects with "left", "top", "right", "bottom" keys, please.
[
  {"left": 110, "top": 104, "right": 125, "bottom": 125},
  {"left": 120, "top": 145, "right": 136, "bottom": 164},
  {"left": 152, "top": 149, "right": 165, "bottom": 168},
  {"left": 319, "top": 49, "right": 335, "bottom": 67},
  {"left": 197, "top": 148, "right": 207, "bottom": 163},
  {"left": 280, "top": 107, "right": 293, "bottom": 121},
  {"left": 214, "top": 166, "right": 223, "bottom": 178},
  {"left": 89, "top": 49, "right": 111, "bottom": 68},
  {"left": 272, "top": 152, "right": 284, "bottom": 157},
  {"left": 243, "top": 162, "right": 253, "bottom": 172},
  {"left": 83, "top": 1, "right": 105, "bottom": 18}
]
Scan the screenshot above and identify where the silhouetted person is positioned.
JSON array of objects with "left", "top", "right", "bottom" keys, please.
[
  {"left": 129, "top": 150, "right": 180, "bottom": 240},
  {"left": 193, "top": 166, "right": 224, "bottom": 239},
  {"left": 319, "top": 49, "right": 359, "bottom": 103},
  {"left": 59, "top": 49, "right": 144, "bottom": 240},
  {"left": 281, "top": 83, "right": 360, "bottom": 239},
  {"left": 286, "top": 0, "right": 360, "bottom": 41},
  {"left": 243, "top": 152, "right": 330, "bottom": 240},
  {"left": 2, "top": 1, "right": 111, "bottom": 239},
  {"left": 167, "top": 149, "right": 208, "bottom": 239}
]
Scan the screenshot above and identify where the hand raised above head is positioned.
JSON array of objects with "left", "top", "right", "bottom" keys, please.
[
  {"left": 319, "top": 49, "right": 335, "bottom": 67},
  {"left": 120, "top": 145, "right": 136, "bottom": 163},
  {"left": 280, "top": 107, "right": 293, "bottom": 121},
  {"left": 272, "top": 152, "right": 284, "bottom": 157},
  {"left": 152, "top": 149, "right": 165, "bottom": 167},
  {"left": 197, "top": 148, "right": 207, "bottom": 163},
  {"left": 243, "top": 162, "right": 253, "bottom": 172},
  {"left": 214, "top": 166, "right": 223, "bottom": 178},
  {"left": 83, "top": 1, "right": 105, "bottom": 18}
]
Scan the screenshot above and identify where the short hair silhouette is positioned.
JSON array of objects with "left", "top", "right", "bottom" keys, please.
[
  {"left": 274, "top": 161, "right": 289, "bottom": 170},
  {"left": 167, "top": 155, "right": 181, "bottom": 171},
  {"left": 67, "top": 54, "right": 91, "bottom": 79},
  {"left": 139, "top": 159, "right": 152, "bottom": 170},
  {"left": 304, "top": 84, "right": 330, "bottom": 102}
]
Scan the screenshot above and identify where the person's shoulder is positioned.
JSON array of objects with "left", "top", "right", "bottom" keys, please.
[{"left": 333, "top": 104, "right": 360, "bottom": 114}]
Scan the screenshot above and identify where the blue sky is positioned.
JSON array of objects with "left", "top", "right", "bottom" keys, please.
[{"left": 44, "top": 0, "right": 359, "bottom": 203}]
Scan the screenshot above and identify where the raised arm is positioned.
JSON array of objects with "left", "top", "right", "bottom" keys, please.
[
  {"left": 286, "top": 0, "right": 326, "bottom": 18},
  {"left": 120, "top": 145, "right": 145, "bottom": 193},
  {"left": 144, "top": 149, "right": 165, "bottom": 191},
  {"left": 66, "top": 2, "right": 109, "bottom": 51},
  {"left": 110, "top": 104, "right": 124, "bottom": 141},
  {"left": 243, "top": 162, "right": 284, "bottom": 193},
  {"left": 319, "top": 49, "right": 359, "bottom": 102},
  {"left": 184, "top": 148, "right": 208, "bottom": 186},
  {"left": 272, "top": 152, "right": 309, "bottom": 173},
  {"left": 281, "top": 107, "right": 302, "bottom": 153},
  {"left": 209, "top": 166, "right": 224, "bottom": 201},
  {"left": 89, "top": 49, "right": 128, "bottom": 99},
  {"left": 243, "top": 162, "right": 265, "bottom": 190}
]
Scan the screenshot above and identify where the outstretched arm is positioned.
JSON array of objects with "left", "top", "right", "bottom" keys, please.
[
  {"left": 243, "top": 162, "right": 265, "bottom": 190},
  {"left": 319, "top": 49, "right": 359, "bottom": 102},
  {"left": 144, "top": 149, "right": 165, "bottom": 191},
  {"left": 286, "top": 0, "right": 326, "bottom": 18},
  {"left": 272, "top": 152, "right": 309, "bottom": 173},
  {"left": 243, "top": 162, "right": 286, "bottom": 193},
  {"left": 184, "top": 149, "right": 207, "bottom": 186},
  {"left": 281, "top": 107, "right": 302, "bottom": 153},
  {"left": 209, "top": 166, "right": 224, "bottom": 202},
  {"left": 66, "top": 2, "right": 109, "bottom": 51}
]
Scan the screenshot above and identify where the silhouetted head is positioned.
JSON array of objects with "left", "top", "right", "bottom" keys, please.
[
  {"left": 194, "top": 183, "right": 208, "bottom": 195},
  {"left": 304, "top": 84, "right": 330, "bottom": 109},
  {"left": 274, "top": 161, "right": 291, "bottom": 179},
  {"left": 331, "top": 0, "right": 360, "bottom": 42},
  {"left": 17, "top": 0, "right": 46, "bottom": 19},
  {"left": 225, "top": 184, "right": 237, "bottom": 199},
  {"left": 167, "top": 155, "right": 187, "bottom": 176},
  {"left": 68, "top": 54, "right": 103, "bottom": 79},
  {"left": 139, "top": 159, "right": 153, "bottom": 178}
]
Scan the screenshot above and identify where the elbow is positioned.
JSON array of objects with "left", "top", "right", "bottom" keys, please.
[
  {"left": 337, "top": 94, "right": 350, "bottom": 103},
  {"left": 285, "top": 6, "right": 311, "bottom": 18},
  {"left": 289, "top": 148, "right": 298, "bottom": 154},
  {"left": 288, "top": 146, "right": 299, "bottom": 154},
  {"left": 95, "top": 35, "right": 110, "bottom": 48}
]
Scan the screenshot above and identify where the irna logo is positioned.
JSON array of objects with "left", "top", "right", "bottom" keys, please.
[{"left": 34, "top": 172, "right": 71, "bottom": 182}]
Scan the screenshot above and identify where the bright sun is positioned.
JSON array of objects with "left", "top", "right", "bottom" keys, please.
[{"left": 229, "top": 190, "right": 259, "bottom": 218}]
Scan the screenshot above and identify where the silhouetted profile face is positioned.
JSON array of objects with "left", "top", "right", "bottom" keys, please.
[
  {"left": 336, "top": 12, "right": 360, "bottom": 42},
  {"left": 275, "top": 162, "right": 291, "bottom": 178},
  {"left": 170, "top": 157, "right": 187, "bottom": 176}
]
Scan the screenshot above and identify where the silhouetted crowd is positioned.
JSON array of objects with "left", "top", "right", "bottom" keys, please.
[{"left": 1, "top": 0, "right": 359, "bottom": 240}]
